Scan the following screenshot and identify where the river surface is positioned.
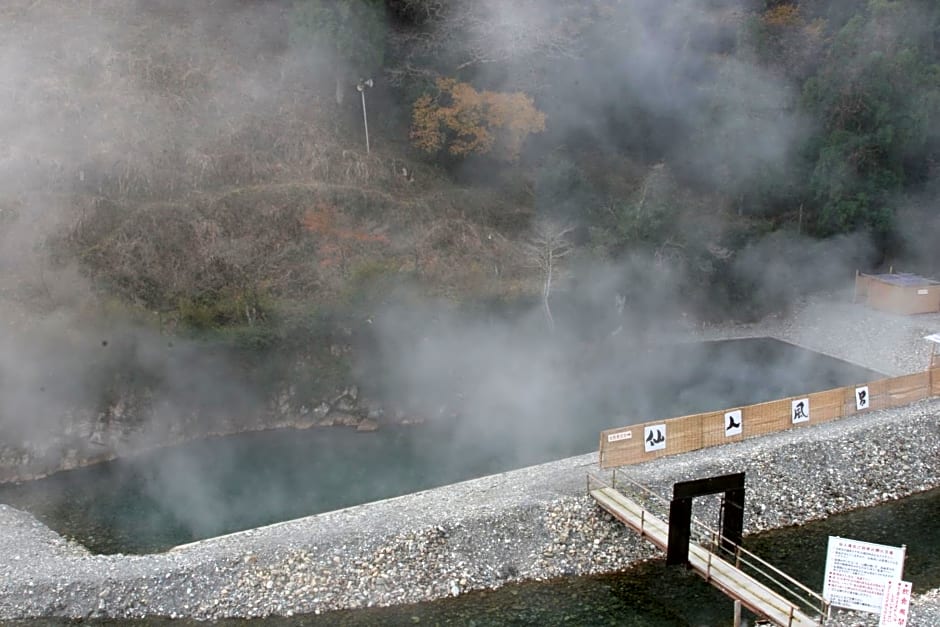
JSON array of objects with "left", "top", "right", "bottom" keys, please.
[
  {"left": 7, "top": 487, "right": 940, "bottom": 626},
  {"left": 0, "top": 338, "right": 881, "bottom": 554}
]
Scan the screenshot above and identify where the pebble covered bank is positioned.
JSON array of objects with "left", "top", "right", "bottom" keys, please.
[{"left": 1, "top": 294, "right": 939, "bottom": 624}]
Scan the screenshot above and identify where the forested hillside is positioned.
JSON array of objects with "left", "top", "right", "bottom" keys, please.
[{"left": 1, "top": 0, "right": 939, "bottom": 468}]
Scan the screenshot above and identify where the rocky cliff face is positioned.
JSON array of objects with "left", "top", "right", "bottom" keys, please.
[{"left": 0, "top": 376, "right": 403, "bottom": 484}]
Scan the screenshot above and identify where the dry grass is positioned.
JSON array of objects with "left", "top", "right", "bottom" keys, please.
[{"left": 0, "top": 0, "right": 542, "bottom": 318}]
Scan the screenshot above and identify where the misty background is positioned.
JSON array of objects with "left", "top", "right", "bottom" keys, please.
[{"left": 0, "top": 0, "right": 938, "bottom": 541}]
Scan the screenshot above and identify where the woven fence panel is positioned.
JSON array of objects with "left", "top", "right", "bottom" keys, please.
[
  {"left": 599, "top": 425, "right": 646, "bottom": 469},
  {"left": 667, "top": 412, "right": 703, "bottom": 456},
  {"left": 842, "top": 386, "right": 859, "bottom": 417},
  {"left": 886, "top": 372, "right": 929, "bottom": 407},
  {"left": 807, "top": 388, "right": 846, "bottom": 424},
  {"left": 866, "top": 378, "right": 890, "bottom": 411},
  {"left": 599, "top": 413, "right": 704, "bottom": 468},
  {"left": 841, "top": 383, "right": 880, "bottom": 417},
  {"left": 742, "top": 398, "right": 792, "bottom": 437},
  {"left": 700, "top": 410, "right": 737, "bottom": 447},
  {"left": 599, "top": 369, "right": 940, "bottom": 469}
]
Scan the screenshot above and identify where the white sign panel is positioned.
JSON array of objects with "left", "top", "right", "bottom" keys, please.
[
  {"left": 724, "top": 409, "right": 742, "bottom": 436},
  {"left": 856, "top": 385, "right": 870, "bottom": 411},
  {"left": 791, "top": 397, "right": 810, "bottom": 423},
  {"left": 823, "top": 536, "right": 906, "bottom": 614},
  {"left": 643, "top": 424, "right": 666, "bottom": 452},
  {"left": 917, "top": 289, "right": 929, "bottom": 295},
  {"left": 607, "top": 430, "right": 632, "bottom": 443},
  {"left": 879, "top": 579, "right": 913, "bottom": 626}
]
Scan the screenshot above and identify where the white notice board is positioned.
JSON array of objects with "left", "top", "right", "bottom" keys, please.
[{"left": 823, "top": 536, "right": 906, "bottom": 614}]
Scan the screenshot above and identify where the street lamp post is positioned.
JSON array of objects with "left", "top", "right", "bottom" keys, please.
[{"left": 356, "top": 78, "right": 373, "bottom": 154}]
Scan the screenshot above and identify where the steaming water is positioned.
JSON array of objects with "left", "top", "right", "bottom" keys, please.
[{"left": 0, "top": 338, "right": 881, "bottom": 554}]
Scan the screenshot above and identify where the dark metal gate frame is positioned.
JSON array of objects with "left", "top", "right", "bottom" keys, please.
[{"left": 666, "top": 472, "right": 745, "bottom": 567}]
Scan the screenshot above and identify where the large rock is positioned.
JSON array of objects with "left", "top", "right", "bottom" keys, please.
[
  {"left": 331, "top": 412, "right": 361, "bottom": 427},
  {"left": 356, "top": 419, "right": 379, "bottom": 432}
]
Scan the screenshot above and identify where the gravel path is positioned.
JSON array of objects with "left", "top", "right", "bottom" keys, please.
[{"left": 1, "top": 293, "right": 939, "bottom": 623}]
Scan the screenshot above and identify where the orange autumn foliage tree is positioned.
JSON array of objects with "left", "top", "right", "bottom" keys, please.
[
  {"left": 302, "top": 202, "right": 388, "bottom": 276},
  {"left": 411, "top": 78, "right": 546, "bottom": 161},
  {"left": 762, "top": 4, "right": 802, "bottom": 28},
  {"left": 761, "top": 3, "right": 825, "bottom": 40}
]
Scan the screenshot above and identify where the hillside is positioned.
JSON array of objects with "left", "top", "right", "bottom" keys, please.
[{"left": 1, "top": 0, "right": 940, "bottom": 477}]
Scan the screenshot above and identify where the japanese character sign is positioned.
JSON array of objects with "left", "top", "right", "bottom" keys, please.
[
  {"left": 724, "top": 409, "right": 742, "bottom": 437},
  {"left": 791, "top": 397, "right": 810, "bottom": 424},
  {"left": 856, "top": 385, "right": 870, "bottom": 411},
  {"left": 643, "top": 424, "right": 666, "bottom": 452},
  {"left": 879, "top": 579, "right": 913, "bottom": 626}
]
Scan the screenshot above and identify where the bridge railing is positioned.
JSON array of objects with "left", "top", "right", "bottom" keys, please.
[{"left": 591, "top": 468, "right": 829, "bottom": 622}]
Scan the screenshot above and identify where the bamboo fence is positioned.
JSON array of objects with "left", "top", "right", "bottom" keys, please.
[{"left": 599, "top": 368, "right": 940, "bottom": 469}]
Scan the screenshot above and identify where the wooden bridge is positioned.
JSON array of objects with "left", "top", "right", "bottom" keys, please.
[{"left": 589, "top": 471, "right": 827, "bottom": 627}]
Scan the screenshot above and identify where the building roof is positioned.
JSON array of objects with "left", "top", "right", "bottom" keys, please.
[{"left": 868, "top": 272, "right": 940, "bottom": 287}]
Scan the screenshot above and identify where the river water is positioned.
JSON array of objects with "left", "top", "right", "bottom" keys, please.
[
  {"left": 2, "top": 337, "right": 934, "bottom": 625},
  {"left": 7, "top": 487, "right": 940, "bottom": 626},
  {"left": 0, "top": 338, "right": 881, "bottom": 554}
]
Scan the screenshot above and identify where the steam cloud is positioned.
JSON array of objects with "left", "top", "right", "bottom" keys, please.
[
  {"left": 0, "top": 0, "right": 926, "bottom": 548},
  {"left": 0, "top": 1, "right": 304, "bottom": 455},
  {"left": 362, "top": 0, "right": 885, "bottom": 465}
]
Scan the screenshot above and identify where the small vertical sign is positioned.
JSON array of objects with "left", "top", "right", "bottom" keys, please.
[
  {"left": 643, "top": 424, "right": 666, "bottom": 452},
  {"left": 791, "top": 397, "right": 810, "bottom": 423},
  {"left": 724, "top": 409, "right": 743, "bottom": 437},
  {"left": 879, "top": 579, "right": 913, "bottom": 626},
  {"left": 856, "top": 385, "right": 870, "bottom": 411}
]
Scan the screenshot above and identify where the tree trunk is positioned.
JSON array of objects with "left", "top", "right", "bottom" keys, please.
[
  {"left": 543, "top": 249, "right": 555, "bottom": 332},
  {"left": 335, "top": 75, "right": 345, "bottom": 105}
]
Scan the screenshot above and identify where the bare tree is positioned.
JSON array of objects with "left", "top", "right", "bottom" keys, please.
[{"left": 523, "top": 220, "right": 574, "bottom": 332}]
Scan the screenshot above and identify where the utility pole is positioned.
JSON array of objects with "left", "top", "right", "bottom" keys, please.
[{"left": 356, "top": 78, "right": 373, "bottom": 154}]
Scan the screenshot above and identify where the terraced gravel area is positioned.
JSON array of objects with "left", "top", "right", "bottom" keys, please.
[{"left": 1, "top": 292, "right": 939, "bottom": 622}]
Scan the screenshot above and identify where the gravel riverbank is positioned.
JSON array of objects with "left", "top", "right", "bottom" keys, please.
[{"left": 1, "top": 293, "right": 939, "bottom": 623}]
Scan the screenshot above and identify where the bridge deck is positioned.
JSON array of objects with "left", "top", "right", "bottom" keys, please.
[{"left": 590, "top": 485, "right": 820, "bottom": 627}]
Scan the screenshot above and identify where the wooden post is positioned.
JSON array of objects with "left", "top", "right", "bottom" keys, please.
[
  {"left": 733, "top": 600, "right": 741, "bottom": 627},
  {"left": 929, "top": 364, "right": 934, "bottom": 399},
  {"left": 360, "top": 88, "right": 370, "bottom": 154}
]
